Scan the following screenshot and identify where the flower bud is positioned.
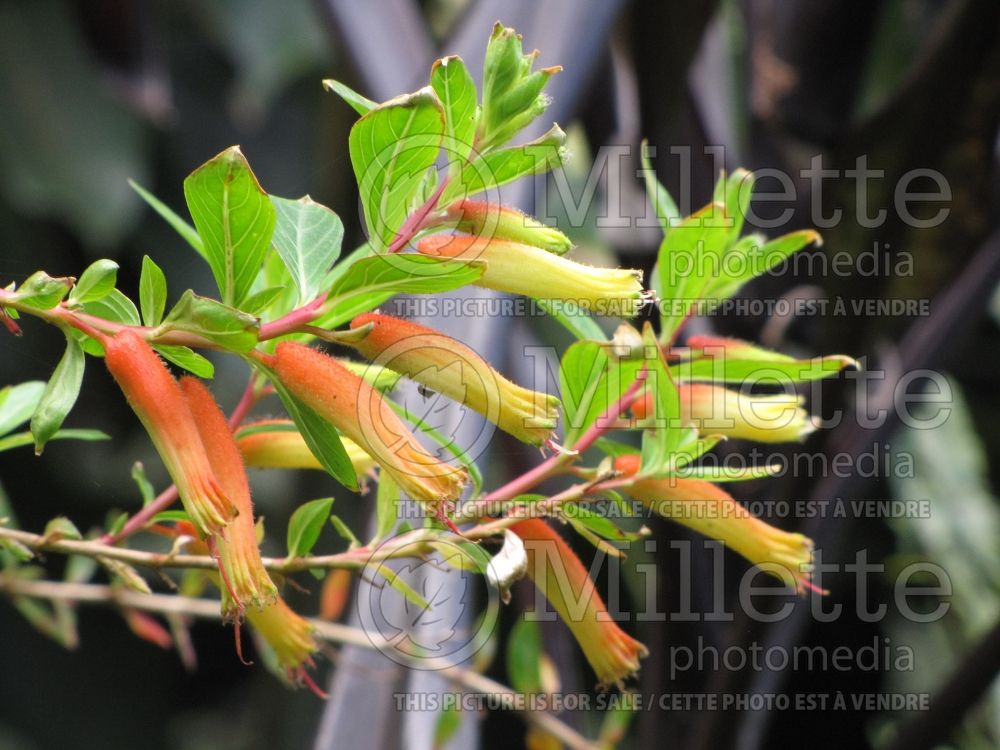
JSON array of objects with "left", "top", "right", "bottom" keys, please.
[
  {"left": 511, "top": 519, "right": 648, "bottom": 686},
  {"left": 237, "top": 419, "right": 376, "bottom": 476},
  {"left": 614, "top": 455, "right": 816, "bottom": 592},
  {"left": 181, "top": 378, "right": 278, "bottom": 615},
  {"left": 103, "top": 331, "right": 235, "bottom": 536},
  {"left": 444, "top": 200, "right": 572, "bottom": 255},
  {"left": 270, "top": 342, "right": 467, "bottom": 508},
  {"left": 417, "top": 234, "right": 644, "bottom": 318},
  {"left": 349, "top": 313, "right": 559, "bottom": 446}
]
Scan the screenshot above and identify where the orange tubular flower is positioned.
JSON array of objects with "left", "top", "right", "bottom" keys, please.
[
  {"left": 103, "top": 331, "right": 235, "bottom": 536},
  {"left": 417, "top": 234, "right": 644, "bottom": 318},
  {"left": 614, "top": 455, "right": 816, "bottom": 593},
  {"left": 511, "top": 518, "right": 648, "bottom": 686},
  {"left": 349, "top": 313, "right": 559, "bottom": 446},
  {"left": 180, "top": 378, "right": 318, "bottom": 678},
  {"left": 237, "top": 419, "right": 376, "bottom": 476},
  {"left": 181, "top": 378, "right": 278, "bottom": 615},
  {"left": 270, "top": 341, "right": 467, "bottom": 508},
  {"left": 443, "top": 200, "right": 573, "bottom": 255}
]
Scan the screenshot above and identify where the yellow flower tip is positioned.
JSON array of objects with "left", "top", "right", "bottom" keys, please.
[
  {"left": 181, "top": 377, "right": 279, "bottom": 616},
  {"left": 104, "top": 331, "right": 234, "bottom": 536},
  {"left": 616, "top": 465, "right": 819, "bottom": 594},
  {"left": 512, "top": 519, "right": 648, "bottom": 686},
  {"left": 272, "top": 341, "right": 467, "bottom": 507},
  {"left": 349, "top": 313, "right": 560, "bottom": 446},
  {"left": 236, "top": 419, "right": 377, "bottom": 476},
  {"left": 247, "top": 597, "right": 319, "bottom": 673},
  {"left": 679, "top": 384, "right": 816, "bottom": 443},
  {"left": 416, "top": 234, "right": 644, "bottom": 318}
]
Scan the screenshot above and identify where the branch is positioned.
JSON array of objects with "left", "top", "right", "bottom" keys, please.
[
  {"left": 0, "top": 575, "right": 601, "bottom": 750},
  {"left": 0, "top": 525, "right": 444, "bottom": 574}
]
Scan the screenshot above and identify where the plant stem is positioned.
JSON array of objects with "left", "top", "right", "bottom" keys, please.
[{"left": 470, "top": 368, "right": 648, "bottom": 512}]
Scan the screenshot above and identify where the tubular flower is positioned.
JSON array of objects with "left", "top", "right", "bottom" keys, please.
[
  {"left": 349, "top": 313, "right": 560, "bottom": 446},
  {"left": 237, "top": 419, "right": 376, "bottom": 476},
  {"left": 633, "top": 383, "right": 815, "bottom": 443},
  {"left": 443, "top": 200, "right": 573, "bottom": 255},
  {"left": 103, "top": 331, "right": 235, "bottom": 536},
  {"left": 270, "top": 341, "right": 467, "bottom": 508},
  {"left": 181, "top": 378, "right": 278, "bottom": 615},
  {"left": 510, "top": 519, "right": 648, "bottom": 686},
  {"left": 417, "top": 234, "right": 644, "bottom": 318},
  {"left": 614, "top": 455, "right": 816, "bottom": 592},
  {"left": 246, "top": 596, "right": 319, "bottom": 683}
]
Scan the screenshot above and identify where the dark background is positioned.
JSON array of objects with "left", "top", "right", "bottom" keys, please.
[{"left": 0, "top": 1, "right": 998, "bottom": 749}]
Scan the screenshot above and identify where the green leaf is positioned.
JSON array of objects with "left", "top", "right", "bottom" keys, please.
[
  {"left": 73, "top": 289, "right": 141, "bottom": 357},
  {"left": 129, "top": 180, "right": 206, "bottom": 260},
  {"left": 322, "top": 78, "right": 376, "bottom": 116},
  {"left": 348, "top": 88, "right": 445, "bottom": 250},
  {"left": 657, "top": 203, "right": 731, "bottom": 337},
  {"left": 69, "top": 259, "right": 118, "bottom": 304},
  {"left": 638, "top": 323, "right": 682, "bottom": 473},
  {"left": 0, "top": 381, "right": 45, "bottom": 436},
  {"left": 286, "top": 497, "right": 334, "bottom": 558},
  {"left": 559, "top": 341, "right": 643, "bottom": 445},
  {"left": 440, "top": 124, "right": 566, "bottom": 205},
  {"left": 506, "top": 617, "right": 542, "bottom": 694},
  {"left": 640, "top": 140, "right": 680, "bottom": 234},
  {"left": 318, "top": 255, "right": 485, "bottom": 328},
  {"left": 14, "top": 271, "right": 73, "bottom": 310},
  {"left": 158, "top": 290, "right": 259, "bottom": 352},
  {"left": 131, "top": 462, "right": 155, "bottom": 506},
  {"left": 183, "top": 146, "right": 277, "bottom": 306},
  {"left": 566, "top": 506, "right": 643, "bottom": 542},
  {"left": 712, "top": 229, "right": 822, "bottom": 300},
  {"left": 270, "top": 195, "right": 344, "bottom": 304},
  {"left": 43, "top": 516, "right": 82, "bottom": 541},
  {"left": 0, "top": 428, "right": 108, "bottom": 453},
  {"left": 154, "top": 345, "right": 215, "bottom": 379},
  {"left": 374, "top": 472, "right": 399, "bottom": 542},
  {"left": 30, "top": 334, "right": 85, "bottom": 454},
  {"left": 431, "top": 55, "right": 478, "bottom": 161},
  {"left": 268, "top": 378, "right": 358, "bottom": 491},
  {"left": 139, "top": 255, "right": 167, "bottom": 326},
  {"left": 241, "top": 286, "right": 285, "bottom": 316}
]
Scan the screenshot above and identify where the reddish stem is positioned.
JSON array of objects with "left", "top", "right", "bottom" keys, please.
[
  {"left": 386, "top": 177, "right": 450, "bottom": 254},
  {"left": 476, "top": 368, "right": 649, "bottom": 508}
]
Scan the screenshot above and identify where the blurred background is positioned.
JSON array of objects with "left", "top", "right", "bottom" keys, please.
[{"left": 0, "top": 1, "right": 998, "bottom": 749}]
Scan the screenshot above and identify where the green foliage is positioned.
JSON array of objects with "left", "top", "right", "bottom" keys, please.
[
  {"left": 30, "top": 334, "right": 85, "bottom": 454},
  {"left": 348, "top": 89, "right": 445, "bottom": 251},
  {"left": 270, "top": 195, "right": 344, "bottom": 304},
  {"left": 183, "top": 146, "right": 277, "bottom": 307},
  {"left": 286, "top": 497, "right": 334, "bottom": 558}
]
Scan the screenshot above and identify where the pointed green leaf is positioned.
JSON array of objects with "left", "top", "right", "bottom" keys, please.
[
  {"left": 183, "top": 146, "right": 277, "bottom": 306},
  {"left": 129, "top": 180, "right": 206, "bottom": 260},
  {"left": 431, "top": 55, "right": 478, "bottom": 161},
  {"left": 154, "top": 345, "right": 215, "bottom": 378},
  {"left": 286, "top": 497, "right": 334, "bottom": 558},
  {"left": 69, "top": 259, "right": 118, "bottom": 304},
  {"left": 30, "top": 334, "right": 85, "bottom": 454},
  {"left": 0, "top": 381, "right": 45, "bottom": 436},
  {"left": 322, "top": 78, "right": 376, "bottom": 116},
  {"left": 139, "top": 255, "right": 167, "bottom": 326}
]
